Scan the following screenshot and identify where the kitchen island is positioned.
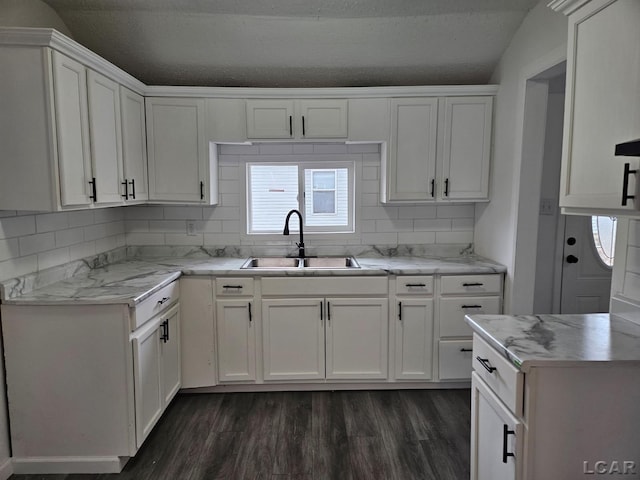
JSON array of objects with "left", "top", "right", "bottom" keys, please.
[{"left": 466, "top": 313, "right": 640, "bottom": 480}]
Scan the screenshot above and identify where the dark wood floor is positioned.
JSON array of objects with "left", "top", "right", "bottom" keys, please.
[{"left": 11, "top": 389, "right": 471, "bottom": 480}]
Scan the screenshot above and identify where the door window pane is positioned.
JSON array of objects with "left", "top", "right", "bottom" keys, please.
[{"left": 591, "top": 216, "right": 617, "bottom": 267}]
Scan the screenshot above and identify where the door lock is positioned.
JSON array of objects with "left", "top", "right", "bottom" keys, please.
[{"left": 566, "top": 254, "right": 579, "bottom": 264}]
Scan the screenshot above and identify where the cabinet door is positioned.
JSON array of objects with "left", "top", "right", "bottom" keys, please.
[
  {"left": 51, "top": 51, "right": 92, "bottom": 207},
  {"left": 561, "top": 0, "right": 640, "bottom": 213},
  {"left": 87, "top": 70, "right": 123, "bottom": 204},
  {"left": 215, "top": 300, "right": 256, "bottom": 382},
  {"left": 440, "top": 96, "right": 492, "bottom": 201},
  {"left": 120, "top": 87, "right": 148, "bottom": 201},
  {"left": 246, "top": 99, "right": 295, "bottom": 139},
  {"left": 386, "top": 98, "right": 438, "bottom": 202},
  {"left": 262, "top": 299, "right": 325, "bottom": 380},
  {"left": 299, "top": 100, "right": 348, "bottom": 138},
  {"left": 439, "top": 296, "right": 500, "bottom": 338},
  {"left": 471, "top": 373, "right": 522, "bottom": 480},
  {"left": 394, "top": 298, "right": 434, "bottom": 380},
  {"left": 325, "top": 297, "right": 388, "bottom": 380},
  {"left": 146, "top": 97, "right": 207, "bottom": 202},
  {"left": 132, "top": 317, "right": 163, "bottom": 448},
  {"left": 160, "top": 304, "right": 181, "bottom": 405}
]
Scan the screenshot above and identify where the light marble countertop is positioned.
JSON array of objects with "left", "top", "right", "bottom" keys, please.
[
  {"left": 1, "top": 255, "right": 505, "bottom": 307},
  {"left": 466, "top": 313, "right": 640, "bottom": 372}
]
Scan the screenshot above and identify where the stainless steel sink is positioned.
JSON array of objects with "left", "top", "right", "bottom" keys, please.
[
  {"left": 240, "top": 256, "right": 360, "bottom": 269},
  {"left": 303, "top": 257, "right": 360, "bottom": 269}
]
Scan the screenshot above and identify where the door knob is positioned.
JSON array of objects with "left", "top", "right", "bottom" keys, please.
[{"left": 566, "top": 254, "right": 579, "bottom": 264}]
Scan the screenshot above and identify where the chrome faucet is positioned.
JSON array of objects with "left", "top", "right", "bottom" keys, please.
[{"left": 283, "top": 209, "right": 305, "bottom": 258}]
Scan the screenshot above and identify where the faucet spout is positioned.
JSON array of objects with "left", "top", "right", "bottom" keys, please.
[{"left": 283, "top": 209, "right": 305, "bottom": 258}]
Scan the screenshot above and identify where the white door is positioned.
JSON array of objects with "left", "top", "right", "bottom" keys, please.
[
  {"left": 245, "top": 99, "right": 295, "bottom": 138},
  {"left": 160, "top": 304, "right": 181, "bottom": 405},
  {"left": 394, "top": 298, "right": 434, "bottom": 380},
  {"left": 51, "top": 51, "right": 92, "bottom": 207},
  {"left": 215, "top": 300, "right": 256, "bottom": 382},
  {"left": 325, "top": 297, "right": 388, "bottom": 380},
  {"left": 146, "top": 98, "right": 206, "bottom": 202},
  {"left": 387, "top": 98, "right": 439, "bottom": 202},
  {"left": 560, "top": 215, "right": 613, "bottom": 313},
  {"left": 87, "top": 70, "right": 123, "bottom": 204},
  {"left": 132, "top": 317, "right": 163, "bottom": 448},
  {"left": 262, "top": 299, "right": 325, "bottom": 380},
  {"left": 440, "top": 96, "right": 492, "bottom": 201},
  {"left": 471, "top": 373, "right": 521, "bottom": 480},
  {"left": 299, "top": 100, "right": 348, "bottom": 138},
  {"left": 120, "top": 87, "right": 148, "bottom": 201}
]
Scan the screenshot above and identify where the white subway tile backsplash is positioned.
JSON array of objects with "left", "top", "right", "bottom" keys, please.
[
  {"left": 361, "top": 194, "right": 379, "bottom": 207},
  {"left": 148, "top": 220, "right": 186, "bottom": 233},
  {"left": 69, "top": 241, "right": 96, "bottom": 261},
  {"left": 293, "top": 144, "right": 314, "bottom": 154},
  {"left": 163, "top": 206, "right": 204, "bottom": 220},
  {"left": 38, "top": 247, "right": 70, "bottom": 271},
  {"left": 398, "top": 206, "right": 437, "bottom": 220},
  {"left": 67, "top": 210, "right": 96, "bottom": 228},
  {"left": 375, "top": 219, "right": 414, "bottom": 233},
  {"left": 222, "top": 220, "right": 242, "bottom": 233},
  {"left": 0, "top": 255, "right": 38, "bottom": 282},
  {"left": 83, "top": 223, "right": 108, "bottom": 242},
  {"left": 124, "top": 220, "right": 149, "bottom": 233},
  {"left": 197, "top": 220, "right": 223, "bottom": 233},
  {"left": 436, "top": 204, "right": 475, "bottom": 218},
  {"left": 124, "top": 206, "right": 164, "bottom": 220},
  {"left": 362, "top": 166, "right": 379, "bottom": 181},
  {"left": 204, "top": 206, "right": 242, "bottom": 220},
  {"left": 360, "top": 180, "right": 380, "bottom": 194},
  {"left": 0, "top": 211, "right": 17, "bottom": 219},
  {"left": 95, "top": 235, "right": 119, "bottom": 254},
  {"left": 126, "top": 232, "right": 166, "bottom": 245},
  {"left": 361, "top": 232, "right": 398, "bottom": 245},
  {"left": 313, "top": 143, "right": 349, "bottom": 154},
  {"left": 204, "top": 233, "right": 241, "bottom": 245},
  {"left": 220, "top": 166, "right": 240, "bottom": 181},
  {"left": 218, "top": 144, "right": 260, "bottom": 155},
  {"left": 0, "top": 238, "right": 18, "bottom": 262},
  {"left": 36, "top": 213, "right": 69, "bottom": 233},
  {"left": 0, "top": 215, "right": 36, "bottom": 239},
  {"left": 259, "top": 143, "right": 294, "bottom": 155},
  {"left": 94, "top": 208, "right": 124, "bottom": 224},
  {"left": 55, "top": 227, "right": 85, "bottom": 248},
  {"left": 414, "top": 219, "right": 453, "bottom": 231},
  {"left": 435, "top": 231, "right": 474, "bottom": 244},
  {"left": 165, "top": 233, "right": 205, "bottom": 245},
  {"left": 361, "top": 206, "right": 399, "bottom": 221},
  {"left": 359, "top": 220, "right": 377, "bottom": 233},
  {"left": 452, "top": 218, "right": 475, "bottom": 231},
  {"left": 398, "top": 232, "right": 436, "bottom": 244},
  {"left": 19, "top": 232, "right": 55, "bottom": 256},
  {"left": 347, "top": 144, "right": 380, "bottom": 154}
]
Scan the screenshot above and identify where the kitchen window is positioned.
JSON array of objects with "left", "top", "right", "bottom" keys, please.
[{"left": 247, "top": 161, "right": 354, "bottom": 234}]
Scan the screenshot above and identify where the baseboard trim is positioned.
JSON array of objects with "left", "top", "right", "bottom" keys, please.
[
  {"left": 0, "top": 458, "right": 12, "bottom": 480},
  {"left": 11, "top": 456, "right": 129, "bottom": 474},
  {"left": 182, "top": 381, "right": 471, "bottom": 394}
]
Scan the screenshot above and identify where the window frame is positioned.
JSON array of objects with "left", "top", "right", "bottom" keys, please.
[{"left": 244, "top": 159, "right": 356, "bottom": 236}]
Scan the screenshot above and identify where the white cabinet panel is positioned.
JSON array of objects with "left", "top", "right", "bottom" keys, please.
[
  {"left": 146, "top": 97, "right": 210, "bottom": 203},
  {"left": 51, "top": 51, "right": 92, "bottom": 207},
  {"left": 87, "top": 70, "right": 123, "bottom": 204},
  {"left": 160, "top": 305, "right": 181, "bottom": 405},
  {"left": 216, "top": 300, "right": 256, "bottom": 382},
  {"left": 246, "top": 99, "right": 295, "bottom": 139},
  {"left": 262, "top": 299, "right": 325, "bottom": 380},
  {"left": 299, "top": 99, "right": 348, "bottom": 138},
  {"left": 438, "top": 340, "right": 473, "bottom": 380},
  {"left": 439, "top": 296, "right": 500, "bottom": 338},
  {"left": 120, "top": 87, "right": 148, "bottom": 201},
  {"left": 394, "top": 298, "right": 434, "bottom": 380},
  {"left": 325, "top": 297, "right": 388, "bottom": 380}
]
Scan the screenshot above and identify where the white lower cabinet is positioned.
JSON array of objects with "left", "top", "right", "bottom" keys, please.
[
  {"left": 394, "top": 298, "right": 434, "bottom": 380},
  {"left": 216, "top": 299, "right": 256, "bottom": 382}
]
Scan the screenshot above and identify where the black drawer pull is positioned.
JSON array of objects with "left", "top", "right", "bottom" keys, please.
[
  {"left": 302, "top": 115, "right": 306, "bottom": 136},
  {"left": 405, "top": 283, "right": 426, "bottom": 288},
  {"left": 289, "top": 115, "right": 293, "bottom": 136},
  {"left": 461, "top": 305, "right": 482, "bottom": 309},
  {"left": 129, "top": 178, "right": 136, "bottom": 199},
  {"left": 462, "top": 282, "right": 484, "bottom": 287},
  {"left": 444, "top": 178, "right": 449, "bottom": 197},
  {"left": 430, "top": 178, "right": 435, "bottom": 198},
  {"left": 398, "top": 301, "right": 402, "bottom": 321},
  {"left": 502, "top": 425, "right": 515, "bottom": 463},
  {"left": 223, "top": 285, "right": 243, "bottom": 290},
  {"left": 476, "top": 356, "right": 497, "bottom": 373},
  {"left": 121, "top": 179, "right": 129, "bottom": 199},
  {"left": 89, "top": 177, "right": 97, "bottom": 202},
  {"left": 248, "top": 302, "right": 252, "bottom": 322},
  {"left": 157, "top": 297, "right": 170, "bottom": 305},
  {"left": 460, "top": 348, "right": 472, "bottom": 352},
  {"left": 160, "top": 319, "right": 169, "bottom": 343},
  {"left": 200, "top": 181, "right": 205, "bottom": 200}
]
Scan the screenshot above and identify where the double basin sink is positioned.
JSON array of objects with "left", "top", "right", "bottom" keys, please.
[{"left": 241, "top": 256, "right": 360, "bottom": 269}]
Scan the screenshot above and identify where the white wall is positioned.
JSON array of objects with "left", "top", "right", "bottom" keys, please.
[
  {"left": 0, "top": 0, "right": 72, "bottom": 36},
  {"left": 475, "top": 0, "right": 567, "bottom": 313}
]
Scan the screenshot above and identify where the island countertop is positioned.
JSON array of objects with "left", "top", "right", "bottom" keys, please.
[
  {"left": 465, "top": 313, "right": 640, "bottom": 372},
  {"left": 1, "top": 255, "right": 505, "bottom": 307}
]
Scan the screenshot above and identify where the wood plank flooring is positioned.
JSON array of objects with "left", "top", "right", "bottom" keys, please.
[{"left": 11, "top": 389, "right": 471, "bottom": 480}]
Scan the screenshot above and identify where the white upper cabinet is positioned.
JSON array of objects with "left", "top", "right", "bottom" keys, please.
[
  {"left": 146, "top": 97, "right": 217, "bottom": 204},
  {"left": 383, "top": 96, "right": 493, "bottom": 204},
  {"left": 245, "top": 99, "right": 348, "bottom": 140},
  {"left": 554, "top": 0, "right": 640, "bottom": 215},
  {"left": 120, "top": 87, "right": 148, "bottom": 202},
  {"left": 51, "top": 51, "right": 93, "bottom": 207}
]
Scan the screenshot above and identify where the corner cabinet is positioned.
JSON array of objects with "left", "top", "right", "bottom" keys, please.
[
  {"left": 383, "top": 96, "right": 493, "bottom": 203},
  {"left": 146, "top": 97, "right": 218, "bottom": 204},
  {"left": 245, "top": 99, "right": 348, "bottom": 140},
  {"left": 552, "top": 0, "right": 640, "bottom": 215}
]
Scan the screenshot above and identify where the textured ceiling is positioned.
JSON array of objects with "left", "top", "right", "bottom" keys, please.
[{"left": 42, "top": 0, "right": 540, "bottom": 87}]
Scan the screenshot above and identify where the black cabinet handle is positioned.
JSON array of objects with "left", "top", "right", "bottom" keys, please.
[
  {"left": 222, "top": 285, "right": 243, "bottom": 290},
  {"left": 320, "top": 301, "right": 323, "bottom": 321},
  {"left": 405, "top": 283, "right": 426, "bottom": 288},
  {"left": 430, "top": 179, "right": 435, "bottom": 198},
  {"left": 622, "top": 162, "right": 637, "bottom": 206},
  {"left": 89, "top": 177, "right": 97, "bottom": 202},
  {"left": 302, "top": 116, "right": 306, "bottom": 136},
  {"left": 461, "top": 305, "right": 482, "bottom": 309},
  {"left": 160, "top": 320, "right": 169, "bottom": 343},
  {"left": 460, "top": 348, "right": 473, "bottom": 352},
  {"left": 502, "top": 425, "right": 515, "bottom": 463},
  {"left": 327, "top": 301, "right": 331, "bottom": 322},
  {"left": 476, "top": 356, "right": 497, "bottom": 373},
  {"left": 444, "top": 178, "right": 449, "bottom": 197},
  {"left": 398, "top": 301, "right": 402, "bottom": 321},
  {"left": 121, "top": 179, "right": 129, "bottom": 200},
  {"left": 157, "top": 296, "right": 170, "bottom": 305},
  {"left": 248, "top": 302, "right": 252, "bottom": 322},
  {"left": 289, "top": 115, "right": 293, "bottom": 136},
  {"left": 463, "top": 282, "right": 484, "bottom": 287},
  {"left": 129, "top": 178, "right": 136, "bottom": 199},
  {"left": 200, "top": 181, "right": 205, "bottom": 200}
]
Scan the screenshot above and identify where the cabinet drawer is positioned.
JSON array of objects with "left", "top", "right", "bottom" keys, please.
[
  {"left": 262, "top": 277, "right": 387, "bottom": 296},
  {"left": 215, "top": 278, "right": 255, "bottom": 296},
  {"left": 439, "top": 296, "right": 500, "bottom": 337},
  {"left": 472, "top": 333, "right": 523, "bottom": 416},
  {"left": 395, "top": 276, "right": 433, "bottom": 295},
  {"left": 439, "top": 340, "right": 473, "bottom": 380},
  {"left": 440, "top": 274, "right": 502, "bottom": 295},
  {"left": 131, "top": 281, "right": 179, "bottom": 330}
]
